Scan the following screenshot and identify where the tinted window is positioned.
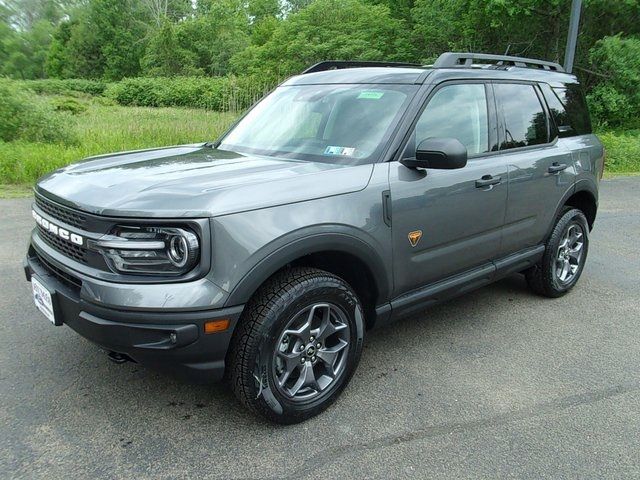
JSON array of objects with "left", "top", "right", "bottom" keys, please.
[
  {"left": 540, "top": 83, "right": 592, "bottom": 136},
  {"left": 413, "top": 84, "right": 489, "bottom": 156},
  {"left": 495, "top": 83, "right": 548, "bottom": 150}
]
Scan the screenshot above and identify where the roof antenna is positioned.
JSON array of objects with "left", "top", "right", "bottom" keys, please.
[{"left": 504, "top": 44, "right": 511, "bottom": 56}]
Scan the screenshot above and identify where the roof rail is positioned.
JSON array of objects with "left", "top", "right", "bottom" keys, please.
[
  {"left": 302, "top": 60, "right": 423, "bottom": 74},
  {"left": 433, "top": 52, "right": 565, "bottom": 72}
]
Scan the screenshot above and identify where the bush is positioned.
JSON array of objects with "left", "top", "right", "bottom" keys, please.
[
  {"left": 0, "top": 79, "right": 75, "bottom": 144},
  {"left": 598, "top": 128, "right": 640, "bottom": 173},
  {"left": 16, "top": 78, "right": 107, "bottom": 97},
  {"left": 105, "top": 75, "right": 276, "bottom": 111},
  {"left": 50, "top": 96, "right": 88, "bottom": 114},
  {"left": 587, "top": 35, "right": 640, "bottom": 127}
]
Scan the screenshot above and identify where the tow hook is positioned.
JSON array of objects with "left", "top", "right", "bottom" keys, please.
[{"left": 107, "top": 351, "right": 133, "bottom": 364}]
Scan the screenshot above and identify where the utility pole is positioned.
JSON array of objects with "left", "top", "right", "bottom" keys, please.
[{"left": 564, "top": 0, "right": 582, "bottom": 73}]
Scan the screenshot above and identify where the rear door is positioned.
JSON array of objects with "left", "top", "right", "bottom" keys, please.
[
  {"left": 389, "top": 81, "right": 508, "bottom": 296},
  {"left": 492, "top": 82, "right": 575, "bottom": 256}
]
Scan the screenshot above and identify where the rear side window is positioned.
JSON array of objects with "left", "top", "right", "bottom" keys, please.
[
  {"left": 540, "top": 83, "right": 592, "bottom": 136},
  {"left": 494, "top": 83, "right": 548, "bottom": 150}
]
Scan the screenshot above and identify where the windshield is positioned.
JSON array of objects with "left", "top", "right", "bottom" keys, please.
[{"left": 219, "top": 84, "right": 416, "bottom": 164}]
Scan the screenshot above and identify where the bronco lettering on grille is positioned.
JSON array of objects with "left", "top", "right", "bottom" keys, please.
[{"left": 32, "top": 210, "right": 84, "bottom": 246}]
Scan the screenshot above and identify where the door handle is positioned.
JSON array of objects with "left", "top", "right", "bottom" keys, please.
[
  {"left": 548, "top": 162, "right": 568, "bottom": 174},
  {"left": 475, "top": 175, "right": 501, "bottom": 188}
]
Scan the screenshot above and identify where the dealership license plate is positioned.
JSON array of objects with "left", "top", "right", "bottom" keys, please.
[{"left": 32, "top": 276, "right": 56, "bottom": 324}]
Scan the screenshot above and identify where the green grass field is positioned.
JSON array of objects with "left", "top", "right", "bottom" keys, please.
[
  {"left": 0, "top": 104, "right": 237, "bottom": 193},
  {"left": 0, "top": 103, "right": 638, "bottom": 198}
]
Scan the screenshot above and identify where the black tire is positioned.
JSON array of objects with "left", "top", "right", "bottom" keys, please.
[
  {"left": 227, "top": 267, "right": 365, "bottom": 424},
  {"left": 526, "top": 207, "right": 590, "bottom": 298}
]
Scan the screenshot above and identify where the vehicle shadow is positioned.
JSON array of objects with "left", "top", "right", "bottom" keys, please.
[{"left": 69, "top": 273, "right": 535, "bottom": 430}]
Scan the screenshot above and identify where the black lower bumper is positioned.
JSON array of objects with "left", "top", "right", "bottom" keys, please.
[{"left": 24, "top": 252, "right": 244, "bottom": 383}]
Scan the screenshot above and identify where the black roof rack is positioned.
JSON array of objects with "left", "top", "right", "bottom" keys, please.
[
  {"left": 302, "top": 60, "right": 423, "bottom": 74},
  {"left": 433, "top": 52, "right": 565, "bottom": 72}
]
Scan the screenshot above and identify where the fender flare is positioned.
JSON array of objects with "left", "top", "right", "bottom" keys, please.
[
  {"left": 224, "top": 231, "right": 391, "bottom": 307},
  {"left": 545, "top": 180, "right": 598, "bottom": 239}
]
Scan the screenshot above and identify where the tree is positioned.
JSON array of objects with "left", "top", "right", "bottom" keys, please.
[
  {"left": 174, "top": 0, "right": 250, "bottom": 76},
  {"left": 587, "top": 35, "right": 640, "bottom": 126},
  {"left": 230, "top": 0, "right": 414, "bottom": 77},
  {"left": 142, "top": 18, "right": 200, "bottom": 76},
  {"left": 46, "top": 0, "right": 148, "bottom": 79}
]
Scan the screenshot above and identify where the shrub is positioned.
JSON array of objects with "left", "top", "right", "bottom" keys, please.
[
  {"left": 105, "top": 75, "right": 276, "bottom": 111},
  {"left": 16, "top": 78, "right": 107, "bottom": 97},
  {"left": 587, "top": 35, "right": 640, "bottom": 127},
  {"left": 50, "top": 96, "right": 88, "bottom": 114},
  {"left": 0, "top": 79, "right": 75, "bottom": 144}
]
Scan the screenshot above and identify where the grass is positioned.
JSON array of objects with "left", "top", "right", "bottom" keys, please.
[
  {"left": 0, "top": 104, "right": 237, "bottom": 187},
  {"left": 597, "top": 128, "right": 640, "bottom": 174},
  {"left": 0, "top": 184, "right": 32, "bottom": 198}
]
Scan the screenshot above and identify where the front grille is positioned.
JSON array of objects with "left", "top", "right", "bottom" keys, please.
[
  {"left": 37, "top": 224, "right": 88, "bottom": 264},
  {"left": 35, "top": 195, "right": 87, "bottom": 230},
  {"left": 35, "top": 251, "right": 82, "bottom": 291}
]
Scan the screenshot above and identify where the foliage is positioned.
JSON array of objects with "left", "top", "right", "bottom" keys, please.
[
  {"left": 0, "top": 105, "right": 237, "bottom": 184},
  {"left": 16, "top": 78, "right": 107, "bottom": 96},
  {"left": 142, "top": 19, "right": 202, "bottom": 77},
  {"left": 45, "top": 0, "right": 147, "bottom": 80},
  {"left": 105, "top": 75, "right": 276, "bottom": 111},
  {"left": 230, "top": 0, "right": 414, "bottom": 77},
  {"left": 0, "top": 79, "right": 74, "bottom": 143},
  {"left": 174, "top": 2, "right": 250, "bottom": 76},
  {"left": 49, "top": 96, "right": 88, "bottom": 114},
  {"left": 586, "top": 35, "right": 640, "bottom": 127},
  {"left": 598, "top": 128, "right": 640, "bottom": 174}
]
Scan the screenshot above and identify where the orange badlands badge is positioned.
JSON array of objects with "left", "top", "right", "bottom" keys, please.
[{"left": 408, "top": 230, "right": 422, "bottom": 247}]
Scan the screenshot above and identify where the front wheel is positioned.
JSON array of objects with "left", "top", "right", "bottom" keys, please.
[
  {"left": 526, "top": 208, "right": 590, "bottom": 298},
  {"left": 227, "top": 267, "right": 365, "bottom": 424}
]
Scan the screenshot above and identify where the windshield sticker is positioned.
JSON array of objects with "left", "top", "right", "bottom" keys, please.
[
  {"left": 324, "top": 146, "right": 356, "bottom": 156},
  {"left": 357, "top": 91, "right": 385, "bottom": 100}
]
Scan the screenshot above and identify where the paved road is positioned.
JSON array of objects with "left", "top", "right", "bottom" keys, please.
[{"left": 1, "top": 178, "right": 639, "bottom": 479}]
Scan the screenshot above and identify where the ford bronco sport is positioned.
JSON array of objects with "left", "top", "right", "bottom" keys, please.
[{"left": 25, "top": 52, "right": 603, "bottom": 423}]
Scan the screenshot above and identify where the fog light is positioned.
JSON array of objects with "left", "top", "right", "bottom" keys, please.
[{"left": 204, "top": 319, "right": 230, "bottom": 334}]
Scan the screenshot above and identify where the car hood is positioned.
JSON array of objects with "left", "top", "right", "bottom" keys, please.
[{"left": 35, "top": 144, "right": 374, "bottom": 218}]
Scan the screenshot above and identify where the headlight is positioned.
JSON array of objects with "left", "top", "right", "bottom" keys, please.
[{"left": 90, "top": 226, "right": 200, "bottom": 275}]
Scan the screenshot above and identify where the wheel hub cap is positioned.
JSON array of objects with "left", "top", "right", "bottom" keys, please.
[
  {"left": 273, "top": 303, "right": 350, "bottom": 401},
  {"left": 555, "top": 222, "right": 585, "bottom": 284}
]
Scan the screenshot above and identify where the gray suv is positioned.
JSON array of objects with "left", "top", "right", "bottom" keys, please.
[{"left": 24, "top": 52, "right": 604, "bottom": 423}]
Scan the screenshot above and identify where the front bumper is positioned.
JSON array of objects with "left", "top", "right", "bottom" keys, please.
[{"left": 24, "top": 249, "right": 244, "bottom": 383}]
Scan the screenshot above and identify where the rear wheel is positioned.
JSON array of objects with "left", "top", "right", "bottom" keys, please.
[
  {"left": 227, "top": 267, "right": 365, "bottom": 424},
  {"left": 526, "top": 208, "right": 589, "bottom": 298}
]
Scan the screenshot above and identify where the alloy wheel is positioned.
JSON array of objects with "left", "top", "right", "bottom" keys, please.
[
  {"left": 273, "top": 303, "right": 350, "bottom": 401},
  {"left": 555, "top": 222, "right": 585, "bottom": 284}
]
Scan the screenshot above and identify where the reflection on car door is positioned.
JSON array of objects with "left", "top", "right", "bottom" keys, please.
[{"left": 389, "top": 82, "right": 508, "bottom": 297}]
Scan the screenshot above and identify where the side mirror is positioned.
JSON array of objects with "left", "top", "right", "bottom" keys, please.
[{"left": 401, "top": 137, "right": 468, "bottom": 170}]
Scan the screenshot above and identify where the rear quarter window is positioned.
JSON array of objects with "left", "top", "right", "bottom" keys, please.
[{"left": 540, "top": 83, "right": 592, "bottom": 136}]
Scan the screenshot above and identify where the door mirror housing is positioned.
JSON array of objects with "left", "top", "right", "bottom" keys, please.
[{"left": 401, "top": 137, "right": 468, "bottom": 170}]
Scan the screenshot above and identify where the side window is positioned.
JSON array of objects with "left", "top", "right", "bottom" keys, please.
[
  {"left": 541, "top": 83, "right": 592, "bottom": 136},
  {"left": 410, "top": 84, "right": 489, "bottom": 156},
  {"left": 495, "top": 83, "right": 548, "bottom": 150}
]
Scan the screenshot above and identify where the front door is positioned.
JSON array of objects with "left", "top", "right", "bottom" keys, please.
[{"left": 389, "top": 82, "right": 508, "bottom": 297}]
